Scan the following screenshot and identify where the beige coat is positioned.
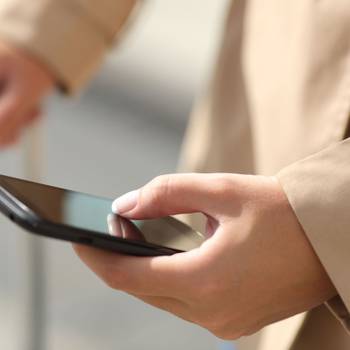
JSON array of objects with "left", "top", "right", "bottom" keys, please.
[{"left": 1, "top": 0, "right": 350, "bottom": 348}]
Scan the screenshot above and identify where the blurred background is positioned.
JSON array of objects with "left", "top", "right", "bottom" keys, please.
[{"left": 0, "top": 1, "right": 234, "bottom": 349}]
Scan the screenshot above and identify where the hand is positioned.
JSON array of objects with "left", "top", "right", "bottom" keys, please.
[
  {"left": 74, "top": 173, "right": 336, "bottom": 340},
  {"left": 0, "top": 41, "right": 55, "bottom": 147}
]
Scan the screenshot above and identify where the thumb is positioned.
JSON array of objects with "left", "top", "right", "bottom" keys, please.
[{"left": 112, "top": 173, "right": 226, "bottom": 219}]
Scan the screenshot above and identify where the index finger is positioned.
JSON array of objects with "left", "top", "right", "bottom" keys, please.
[{"left": 73, "top": 244, "right": 192, "bottom": 298}]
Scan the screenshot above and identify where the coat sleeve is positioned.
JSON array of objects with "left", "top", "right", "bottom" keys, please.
[
  {"left": 277, "top": 138, "right": 350, "bottom": 331},
  {"left": 0, "top": 0, "right": 138, "bottom": 93}
]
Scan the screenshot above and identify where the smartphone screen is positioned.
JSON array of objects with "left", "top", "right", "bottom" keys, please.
[{"left": 0, "top": 175, "right": 205, "bottom": 252}]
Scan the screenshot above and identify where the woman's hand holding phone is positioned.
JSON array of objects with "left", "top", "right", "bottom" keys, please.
[{"left": 73, "top": 173, "right": 336, "bottom": 340}]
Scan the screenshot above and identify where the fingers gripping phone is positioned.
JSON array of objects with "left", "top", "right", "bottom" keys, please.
[{"left": 0, "top": 175, "right": 205, "bottom": 256}]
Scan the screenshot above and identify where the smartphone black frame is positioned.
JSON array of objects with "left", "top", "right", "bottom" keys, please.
[{"left": 0, "top": 180, "right": 182, "bottom": 256}]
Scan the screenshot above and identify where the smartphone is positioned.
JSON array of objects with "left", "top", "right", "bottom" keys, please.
[{"left": 0, "top": 174, "right": 205, "bottom": 256}]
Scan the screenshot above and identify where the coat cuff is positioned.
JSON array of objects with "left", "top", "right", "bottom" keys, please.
[
  {"left": 277, "top": 138, "right": 350, "bottom": 331},
  {"left": 0, "top": 0, "right": 136, "bottom": 93}
]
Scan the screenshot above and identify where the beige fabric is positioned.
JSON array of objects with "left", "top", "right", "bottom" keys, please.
[
  {"left": 180, "top": 0, "right": 350, "bottom": 348},
  {"left": 290, "top": 304, "right": 350, "bottom": 350},
  {"left": 0, "top": 0, "right": 137, "bottom": 92},
  {"left": 1, "top": 0, "right": 350, "bottom": 348},
  {"left": 278, "top": 141, "right": 350, "bottom": 314},
  {"left": 235, "top": 313, "right": 306, "bottom": 350}
]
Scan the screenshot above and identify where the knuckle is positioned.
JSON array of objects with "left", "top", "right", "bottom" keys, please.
[
  {"left": 202, "top": 316, "right": 220, "bottom": 331},
  {"left": 149, "top": 175, "right": 172, "bottom": 192},
  {"left": 146, "top": 175, "right": 173, "bottom": 206},
  {"left": 200, "top": 311, "right": 243, "bottom": 340},
  {"left": 206, "top": 317, "right": 242, "bottom": 340},
  {"left": 193, "top": 308, "right": 227, "bottom": 334},
  {"left": 203, "top": 316, "right": 227, "bottom": 335},
  {"left": 213, "top": 328, "right": 243, "bottom": 341},
  {"left": 243, "top": 327, "right": 261, "bottom": 337},
  {"left": 212, "top": 175, "right": 236, "bottom": 196}
]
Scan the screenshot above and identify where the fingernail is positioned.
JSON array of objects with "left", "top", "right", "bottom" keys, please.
[{"left": 112, "top": 190, "right": 139, "bottom": 215}]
